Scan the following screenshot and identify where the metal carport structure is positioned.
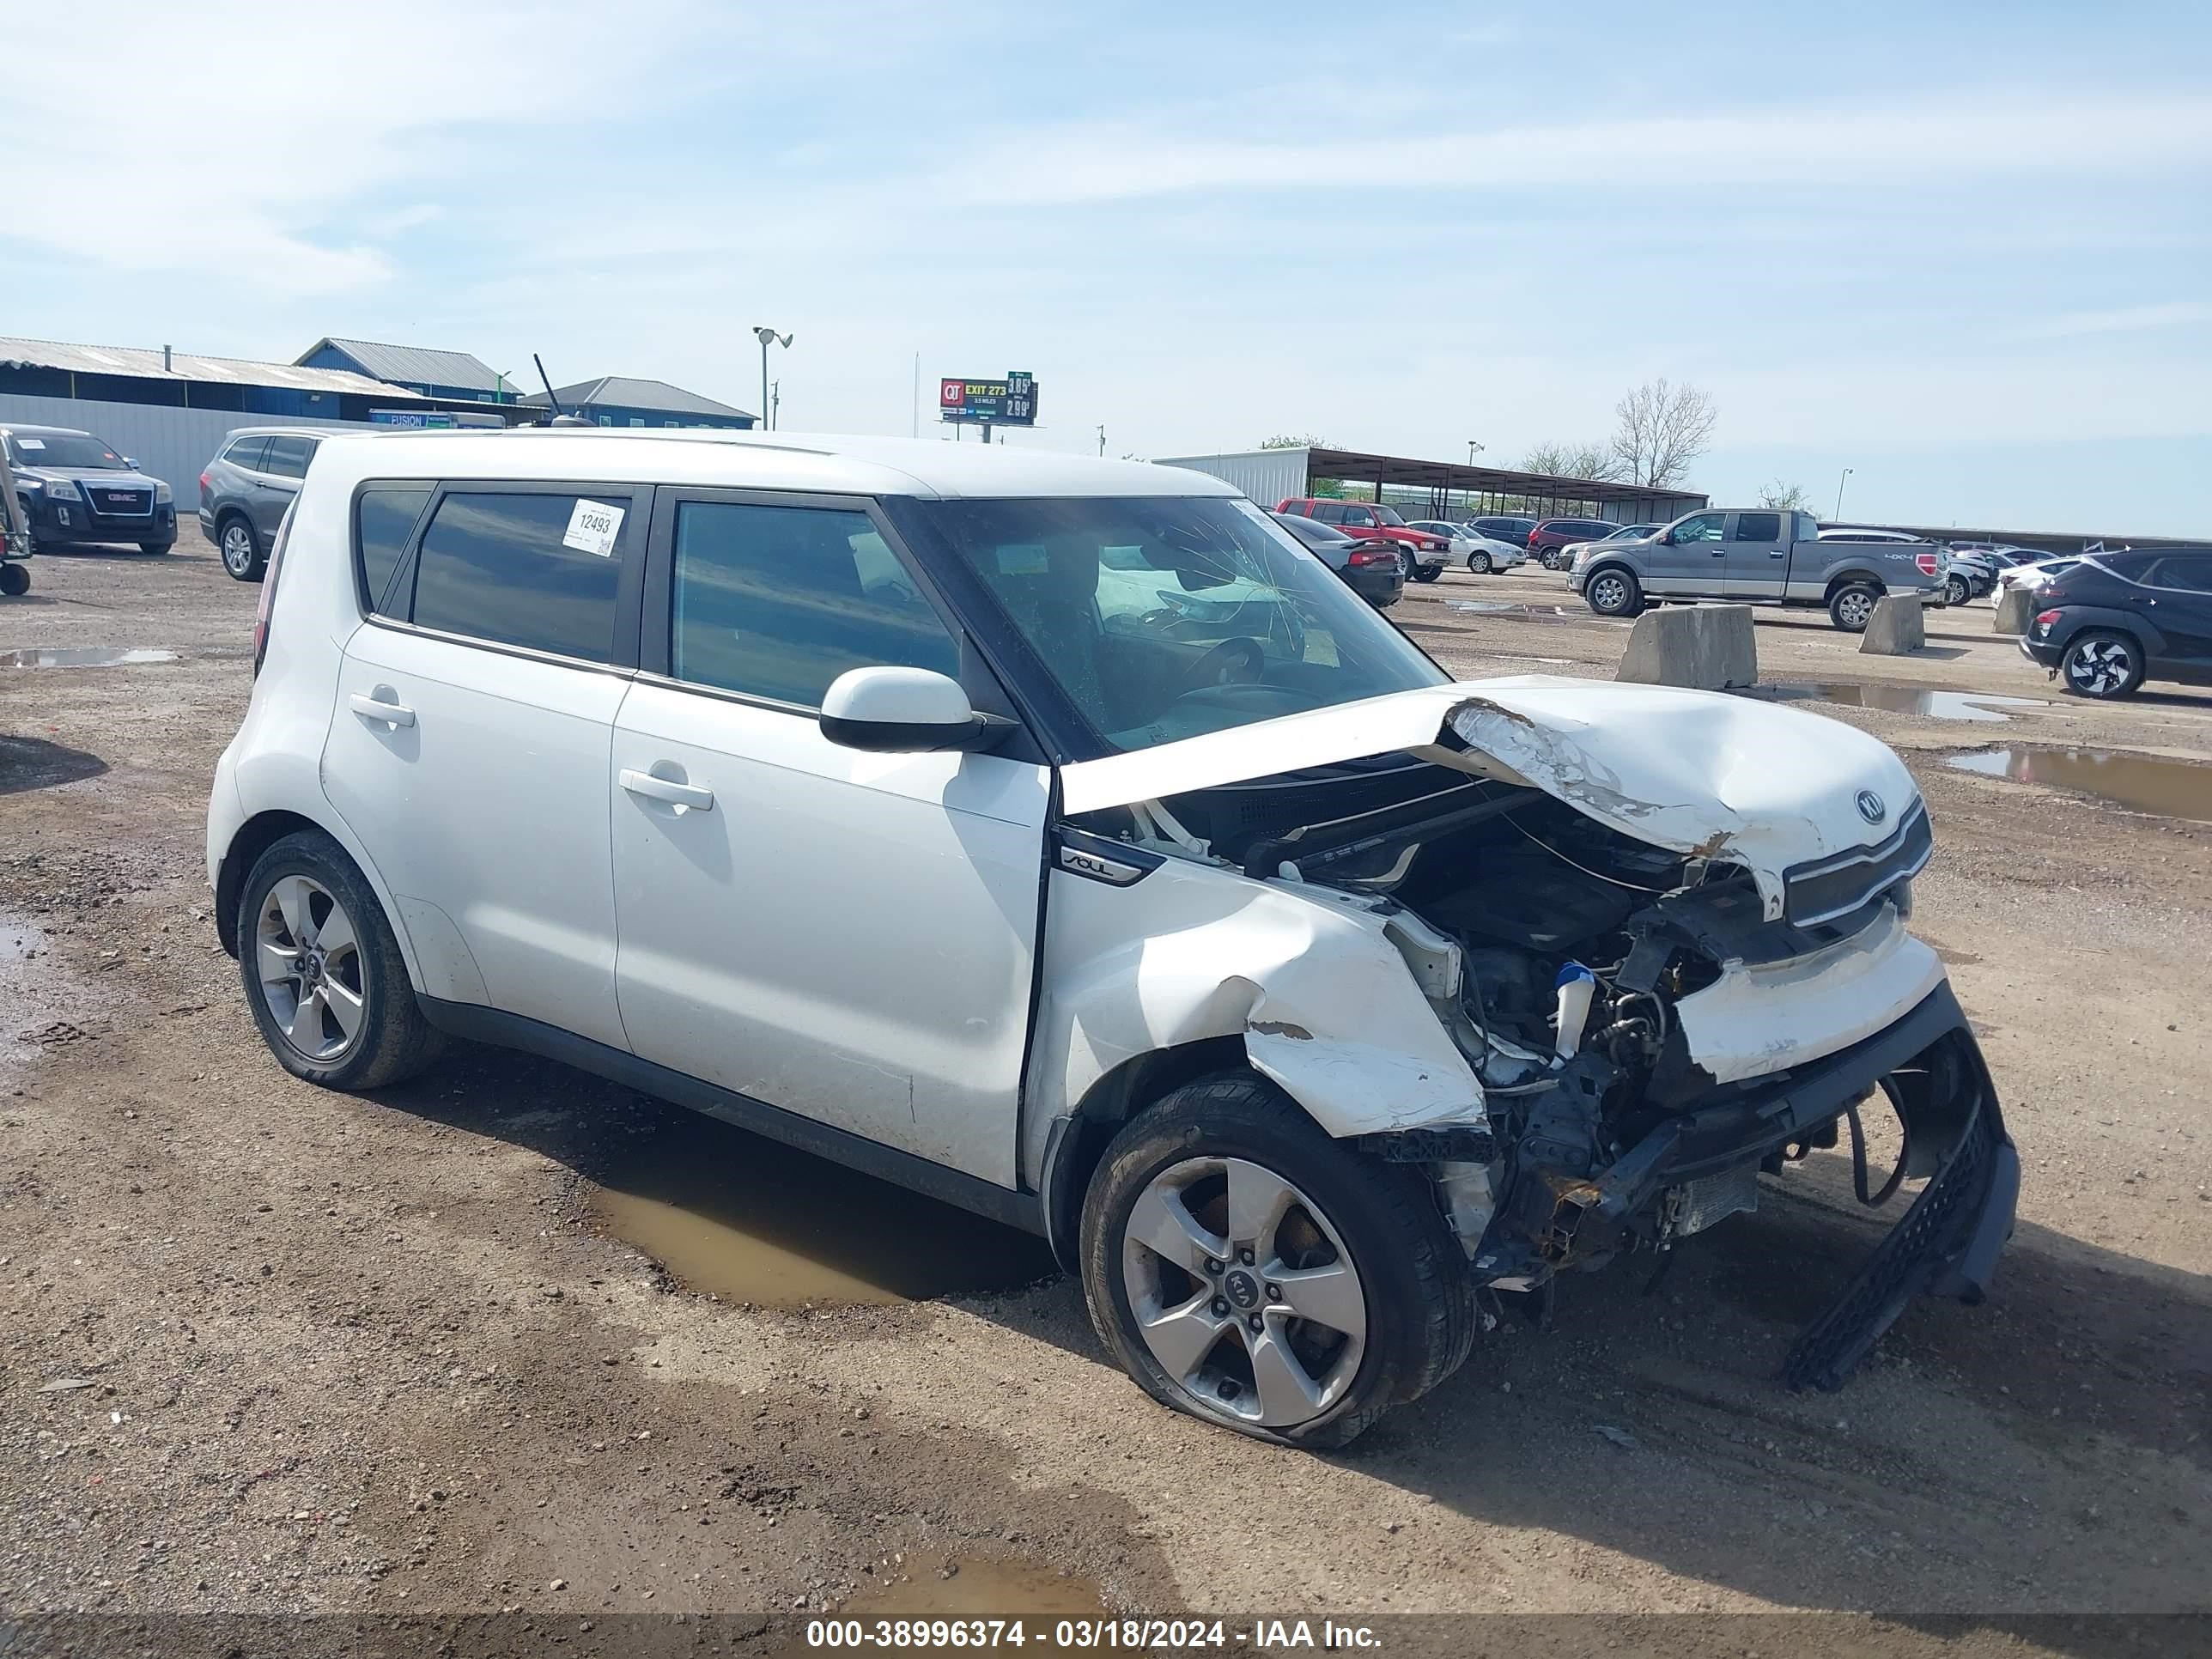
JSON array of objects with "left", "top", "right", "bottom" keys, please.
[{"left": 1152, "top": 446, "right": 1708, "bottom": 526}]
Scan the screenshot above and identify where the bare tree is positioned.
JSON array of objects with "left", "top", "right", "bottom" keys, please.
[
  {"left": 1258, "top": 433, "right": 1338, "bottom": 450},
  {"left": 1755, "top": 479, "right": 1812, "bottom": 510},
  {"left": 1519, "top": 441, "right": 1618, "bottom": 481},
  {"left": 1608, "top": 379, "right": 1717, "bottom": 489}
]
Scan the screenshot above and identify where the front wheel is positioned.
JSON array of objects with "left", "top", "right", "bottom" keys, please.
[
  {"left": 140, "top": 542, "right": 173, "bottom": 556},
  {"left": 1584, "top": 567, "right": 1644, "bottom": 617},
  {"left": 0, "top": 563, "right": 27, "bottom": 597},
  {"left": 238, "top": 830, "right": 445, "bottom": 1090},
  {"left": 1467, "top": 550, "right": 1492, "bottom": 574},
  {"left": 1079, "top": 1073, "right": 1475, "bottom": 1449},
  {"left": 1944, "top": 574, "right": 1969, "bottom": 606},
  {"left": 1828, "top": 583, "right": 1881, "bottom": 632},
  {"left": 2060, "top": 629, "right": 2145, "bottom": 699}
]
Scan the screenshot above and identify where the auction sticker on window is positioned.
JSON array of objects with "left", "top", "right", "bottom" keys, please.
[{"left": 563, "top": 498, "right": 623, "bottom": 556}]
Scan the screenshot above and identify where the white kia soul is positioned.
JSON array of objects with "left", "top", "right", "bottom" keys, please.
[{"left": 208, "top": 429, "right": 2017, "bottom": 1445}]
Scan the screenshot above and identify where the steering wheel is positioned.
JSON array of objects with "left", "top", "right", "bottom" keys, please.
[{"left": 1176, "top": 636, "right": 1265, "bottom": 696}]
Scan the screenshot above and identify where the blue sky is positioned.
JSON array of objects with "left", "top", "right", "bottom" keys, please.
[{"left": 7, "top": 1, "right": 2209, "bottom": 533}]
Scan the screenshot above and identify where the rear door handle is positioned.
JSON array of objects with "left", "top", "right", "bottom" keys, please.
[
  {"left": 620, "top": 768, "right": 715, "bottom": 811},
  {"left": 348, "top": 691, "right": 415, "bottom": 727}
]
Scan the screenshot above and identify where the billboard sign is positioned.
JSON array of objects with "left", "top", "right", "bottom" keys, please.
[
  {"left": 369, "top": 409, "right": 459, "bottom": 428},
  {"left": 939, "top": 371, "right": 1037, "bottom": 427}
]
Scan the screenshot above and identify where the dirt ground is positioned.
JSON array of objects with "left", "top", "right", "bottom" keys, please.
[{"left": 3, "top": 528, "right": 2209, "bottom": 1647}]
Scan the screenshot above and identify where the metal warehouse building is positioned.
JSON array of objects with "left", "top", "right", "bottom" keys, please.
[
  {"left": 1153, "top": 445, "right": 1708, "bottom": 525},
  {"left": 520, "top": 376, "right": 754, "bottom": 429},
  {"left": 296, "top": 337, "right": 525, "bottom": 406},
  {"left": 0, "top": 337, "right": 469, "bottom": 507}
]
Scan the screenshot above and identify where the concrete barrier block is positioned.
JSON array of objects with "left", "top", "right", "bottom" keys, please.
[
  {"left": 1615, "top": 603, "right": 1758, "bottom": 690},
  {"left": 1858, "top": 593, "right": 1927, "bottom": 655},
  {"left": 1993, "top": 586, "right": 2036, "bottom": 635}
]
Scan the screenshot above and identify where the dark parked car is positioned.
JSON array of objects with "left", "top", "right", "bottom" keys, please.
[
  {"left": 2, "top": 424, "right": 176, "bottom": 556},
  {"left": 1269, "top": 512, "right": 1404, "bottom": 608},
  {"left": 2019, "top": 549, "right": 2212, "bottom": 699},
  {"left": 1528, "top": 517, "right": 1623, "bottom": 568},
  {"left": 1467, "top": 514, "right": 1536, "bottom": 547},
  {"left": 199, "top": 428, "right": 326, "bottom": 580}
]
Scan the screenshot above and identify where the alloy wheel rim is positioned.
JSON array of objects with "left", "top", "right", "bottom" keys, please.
[
  {"left": 2069, "top": 640, "right": 2130, "bottom": 694},
  {"left": 1839, "top": 591, "right": 1875, "bottom": 627},
  {"left": 1121, "top": 1156, "right": 1366, "bottom": 1430},
  {"left": 1592, "top": 574, "right": 1627, "bottom": 611},
  {"left": 222, "top": 525, "right": 253, "bottom": 572},
  {"left": 255, "top": 874, "right": 366, "bottom": 1061}
]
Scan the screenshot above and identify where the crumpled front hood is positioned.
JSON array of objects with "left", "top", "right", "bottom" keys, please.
[{"left": 1058, "top": 675, "right": 1923, "bottom": 920}]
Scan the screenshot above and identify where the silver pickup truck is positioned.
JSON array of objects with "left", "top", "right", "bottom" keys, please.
[{"left": 1567, "top": 507, "right": 1948, "bottom": 631}]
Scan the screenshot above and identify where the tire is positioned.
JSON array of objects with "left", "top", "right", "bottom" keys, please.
[
  {"left": 1584, "top": 566, "right": 1643, "bottom": 617},
  {"left": 1079, "top": 1072, "right": 1475, "bottom": 1449},
  {"left": 11, "top": 499, "right": 35, "bottom": 556},
  {"left": 1828, "top": 583, "right": 1881, "bottom": 632},
  {"left": 2059, "top": 629, "right": 2146, "bottom": 700},
  {"left": 1467, "top": 550, "right": 1492, "bottom": 574},
  {"left": 237, "top": 830, "right": 444, "bottom": 1091},
  {"left": 0, "top": 563, "right": 27, "bottom": 597},
  {"left": 1944, "top": 575, "right": 1969, "bottom": 606},
  {"left": 216, "top": 514, "right": 266, "bottom": 581},
  {"left": 140, "top": 542, "right": 173, "bottom": 556},
  {"left": 1412, "top": 562, "right": 1442, "bottom": 584}
]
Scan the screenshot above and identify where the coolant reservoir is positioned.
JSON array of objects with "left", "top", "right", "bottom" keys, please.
[{"left": 1553, "top": 961, "right": 1596, "bottom": 1060}]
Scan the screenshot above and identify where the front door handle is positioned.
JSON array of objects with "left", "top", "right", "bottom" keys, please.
[
  {"left": 620, "top": 768, "right": 715, "bottom": 811},
  {"left": 349, "top": 691, "right": 415, "bottom": 727},
  {"left": 1769, "top": 549, "right": 1787, "bottom": 557}
]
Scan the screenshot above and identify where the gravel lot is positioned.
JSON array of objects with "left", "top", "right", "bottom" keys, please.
[{"left": 3, "top": 528, "right": 2209, "bottom": 1644}]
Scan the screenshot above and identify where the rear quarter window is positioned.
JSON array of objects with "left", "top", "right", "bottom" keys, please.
[
  {"left": 354, "top": 486, "right": 433, "bottom": 615},
  {"left": 408, "top": 489, "right": 634, "bottom": 661},
  {"left": 222, "top": 436, "right": 270, "bottom": 473}
]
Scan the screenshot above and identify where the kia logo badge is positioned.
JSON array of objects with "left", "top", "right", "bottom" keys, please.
[{"left": 1856, "top": 790, "right": 1886, "bottom": 825}]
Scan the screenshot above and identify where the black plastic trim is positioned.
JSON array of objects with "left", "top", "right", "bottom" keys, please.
[{"left": 415, "top": 996, "right": 1047, "bottom": 1236}]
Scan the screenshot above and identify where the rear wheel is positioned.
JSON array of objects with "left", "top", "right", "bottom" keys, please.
[
  {"left": 1585, "top": 566, "right": 1644, "bottom": 617},
  {"left": 139, "top": 542, "right": 172, "bottom": 556},
  {"left": 1944, "top": 574, "right": 1970, "bottom": 606},
  {"left": 0, "top": 563, "right": 27, "bottom": 597},
  {"left": 217, "top": 514, "right": 266, "bottom": 581},
  {"left": 238, "top": 830, "right": 444, "bottom": 1090},
  {"left": 1079, "top": 1073, "right": 1474, "bottom": 1449},
  {"left": 2059, "top": 629, "right": 2145, "bottom": 699},
  {"left": 1828, "top": 583, "right": 1881, "bottom": 632},
  {"left": 1412, "top": 561, "right": 1442, "bottom": 583},
  {"left": 1467, "top": 550, "right": 1492, "bottom": 574}
]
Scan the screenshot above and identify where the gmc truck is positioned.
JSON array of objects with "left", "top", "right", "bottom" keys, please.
[{"left": 1568, "top": 508, "right": 1948, "bottom": 632}]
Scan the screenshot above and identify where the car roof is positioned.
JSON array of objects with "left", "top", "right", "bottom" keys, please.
[
  {"left": 223, "top": 426, "right": 331, "bottom": 440},
  {"left": 0, "top": 423, "right": 97, "bottom": 440},
  {"left": 305, "top": 428, "right": 1243, "bottom": 501}
]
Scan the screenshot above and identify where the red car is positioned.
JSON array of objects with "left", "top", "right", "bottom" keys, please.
[
  {"left": 1276, "top": 498, "right": 1451, "bottom": 581},
  {"left": 1528, "top": 517, "right": 1624, "bottom": 569}
]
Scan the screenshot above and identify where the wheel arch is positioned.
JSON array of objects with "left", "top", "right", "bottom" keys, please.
[
  {"left": 1041, "top": 1036, "right": 1247, "bottom": 1269},
  {"left": 2046, "top": 607, "right": 2165, "bottom": 660},
  {"left": 216, "top": 810, "right": 424, "bottom": 1000},
  {"left": 1823, "top": 568, "right": 1885, "bottom": 599}
]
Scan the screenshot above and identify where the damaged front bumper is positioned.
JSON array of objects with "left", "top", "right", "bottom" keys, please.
[{"left": 1469, "top": 980, "right": 2018, "bottom": 1389}]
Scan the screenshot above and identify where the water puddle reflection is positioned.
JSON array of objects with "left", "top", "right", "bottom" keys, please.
[{"left": 1947, "top": 746, "right": 2212, "bottom": 822}]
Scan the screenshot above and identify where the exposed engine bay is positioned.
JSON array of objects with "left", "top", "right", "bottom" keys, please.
[{"left": 1088, "top": 749, "right": 1988, "bottom": 1375}]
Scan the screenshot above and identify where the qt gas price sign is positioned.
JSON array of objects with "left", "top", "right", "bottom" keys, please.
[{"left": 939, "top": 372, "right": 1038, "bottom": 426}]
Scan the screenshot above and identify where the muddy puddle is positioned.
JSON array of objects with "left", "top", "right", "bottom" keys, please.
[
  {"left": 822, "top": 1553, "right": 1109, "bottom": 1620},
  {"left": 0, "top": 647, "right": 178, "bottom": 668},
  {"left": 1748, "top": 682, "right": 2045, "bottom": 722},
  {"left": 1947, "top": 746, "right": 2212, "bottom": 822},
  {"left": 1447, "top": 602, "right": 1586, "bottom": 623},
  {"left": 586, "top": 1109, "right": 1058, "bottom": 1308}
]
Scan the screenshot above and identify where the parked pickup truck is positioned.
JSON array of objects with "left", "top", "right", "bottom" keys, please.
[{"left": 1568, "top": 508, "right": 1948, "bottom": 631}]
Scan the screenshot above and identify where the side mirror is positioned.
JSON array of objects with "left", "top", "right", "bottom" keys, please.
[
  {"left": 820, "top": 666, "right": 995, "bottom": 753},
  {"left": 124, "top": 458, "right": 140, "bottom": 470}
]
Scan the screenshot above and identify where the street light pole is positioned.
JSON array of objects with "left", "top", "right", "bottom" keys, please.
[
  {"left": 1834, "top": 466, "right": 1854, "bottom": 521},
  {"left": 751, "top": 327, "right": 791, "bottom": 430},
  {"left": 1467, "top": 440, "right": 1483, "bottom": 465},
  {"left": 1097, "top": 424, "right": 1106, "bottom": 457}
]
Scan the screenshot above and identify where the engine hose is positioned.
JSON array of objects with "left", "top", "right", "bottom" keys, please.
[{"left": 1845, "top": 1089, "right": 1911, "bottom": 1207}]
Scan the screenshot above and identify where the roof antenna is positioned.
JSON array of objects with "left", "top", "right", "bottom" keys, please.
[{"left": 532, "top": 354, "right": 592, "bottom": 428}]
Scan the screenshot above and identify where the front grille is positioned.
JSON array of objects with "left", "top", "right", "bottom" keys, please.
[
  {"left": 87, "top": 487, "right": 153, "bottom": 518},
  {"left": 1783, "top": 801, "right": 1933, "bottom": 927}
]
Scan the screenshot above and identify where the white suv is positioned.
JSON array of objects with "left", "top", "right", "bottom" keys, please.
[{"left": 209, "top": 429, "right": 2018, "bottom": 1445}]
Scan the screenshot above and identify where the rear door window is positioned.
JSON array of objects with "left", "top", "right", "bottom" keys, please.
[
  {"left": 223, "top": 436, "right": 270, "bottom": 473},
  {"left": 2140, "top": 556, "right": 2212, "bottom": 593},
  {"left": 410, "top": 489, "right": 634, "bottom": 661},
  {"left": 666, "top": 501, "right": 958, "bottom": 708},
  {"left": 1732, "top": 512, "right": 1783, "bottom": 542},
  {"left": 263, "top": 435, "right": 315, "bottom": 479},
  {"left": 354, "top": 485, "right": 433, "bottom": 615}
]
